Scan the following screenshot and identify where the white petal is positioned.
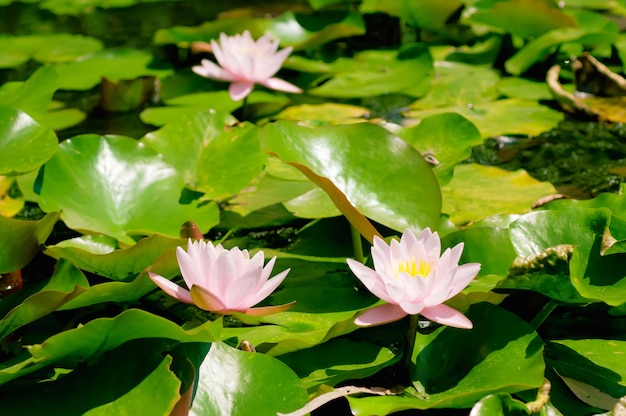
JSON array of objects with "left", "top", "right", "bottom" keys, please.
[
  {"left": 255, "top": 47, "right": 292, "bottom": 79},
  {"left": 347, "top": 259, "right": 394, "bottom": 303},
  {"left": 192, "top": 60, "right": 233, "bottom": 82},
  {"left": 176, "top": 246, "right": 202, "bottom": 290},
  {"left": 247, "top": 267, "right": 290, "bottom": 307}
]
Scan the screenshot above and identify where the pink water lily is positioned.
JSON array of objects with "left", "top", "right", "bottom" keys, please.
[
  {"left": 347, "top": 228, "right": 480, "bottom": 328},
  {"left": 149, "top": 239, "right": 293, "bottom": 316},
  {"left": 192, "top": 30, "right": 302, "bottom": 101}
]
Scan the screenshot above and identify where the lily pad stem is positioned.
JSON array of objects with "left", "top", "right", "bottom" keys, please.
[
  {"left": 350, "top": 224, "right": 365, "bottom": 264},
  {"left": 529, "top": 300, "right": 559, "bottom": 331}
]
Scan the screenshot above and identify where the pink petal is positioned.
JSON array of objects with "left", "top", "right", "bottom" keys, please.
[
  {"left": 355, "top": 303, "right": 408, "bottom": 327},
  {"left": 190, "top": 285, "right": 227, "bottom": 312},
  {"left": 261, "top": 77, "right": 302, "bottom": 94},
  {"left": 148, "top": 272, "right": 194, "bottom": 304},
  {"left": 244, "top": 301, "right": 295, "bottom": 316},
  {"left": 225, "top": 263, "right": 263, "bottom": 309},
  {"left": 446, "top": 262, "right": 481, "bottom": 298},
  {"left": 255, "top": 47, "right": 292, "bottom": 79},
  {"left": 211, "top": 250, "right": 237, "bottom": 301},
  {"left": 347, "top": 259, "right": 393, "bottom": 303},
  {"left": 176, "top": 246, "right": 202, "bottom": 290},
  {"left": 229, "top": 82, "right": 254, "bottom": 101},
  {"left": 421, "top": 304, "right": 472, "bottom": 329},
  {"left": 192, "top": 60, "right": 233, "bottom": 82},
  {"left": 247, "top": 268, "right": 290, "bottom": 306}
]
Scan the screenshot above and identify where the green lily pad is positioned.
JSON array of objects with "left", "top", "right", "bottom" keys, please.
[
  {"left": 546, "top": 339, "right": 626, "bottom": 402},
  {"left": 308, "top": 44, "right": 433, "bottom": 98},
  {"left": 38, "top": 134, "right": 219, "bottom": 245},
  {"left": 261, "top": 121, "right": 442, "bottom": 240},
  {"left": 275, "top": 103, "right": 371, "bottom": 126},
  {"left": 0, "top": 34, "right": 102, "bottom": 68},
  {"left": 154, "top": 10, "right": 365, "bottom": 50},
  {"left": 0, "top": 176, "right": 24, "bottom": 217},
  {"left": 53, "top": 48, "right": 173, "bottom": 90},
  {"left": 348, "top": 302, "right": 545, "bottom": 413},
  {"left": 463, "top": 0, "right": 577, "bottom": 39},
  {"left": 407, "top": 98, "right": 563, "bottom": 138},
  {"left": 0, "top": 259, "right": 88, "bottom": 340},
  {"left": 283, "top": 187, "right": 341, "bottom": 218},
  {"left": 497, "top": 77, "right": 553, "bottom": 100},
  {"left": 0, "top": 66, "right": 58, "bottom": 119},
  {"left": 45, "top": 234, "right": 187, "bottom": 281},
  {"left": 278, "top": 338, "right": 398, "bottom": 392},
  {"left": 468, "top": 393, "right": 530, "bottom": 415},
  {"left": 399, "top": 112, "right": 483, "bottom": 185},
  {"left": 141, "top": 110, "right": 265, "bottom": 199},
  {"left": 0, "top": 106, "right": 58, "bottom": 176},
  {"left": 190, "top": 342, "right": 308, "bottom": 416},
  {"left": 411, "top": 61, "right": 500, "bottom": 109},
  {"left": 0, "top": 212, "right": 59, "bottom": 273},
  {"left": 441, "top": 164, "right": 557, "bottom": 225},
  {"left": 0, "top": 309, "right": 222, "bottom": 386}
]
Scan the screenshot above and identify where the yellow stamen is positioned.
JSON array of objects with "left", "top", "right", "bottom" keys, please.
[{"left": 395, "top": 258, "right": 431, "bottom": 278}]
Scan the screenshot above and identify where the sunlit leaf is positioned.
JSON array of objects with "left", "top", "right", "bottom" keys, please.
[
  {"left": 0, "top": 34, "right": 102, "bottom": 68},
  {"left": 261, "top": 121, "right": 441, "bottom": 241},
  {"left": 0, "top": 212, "right": 59, "bottom": 273},
  {"left": 141, "top": 110, "right": 266, "bottom": 199},
  {"left": 191, "top": 342, "right": 308, "bottom": 416},
  {"left": 441, "top": 164, "right": 556, "bottom": 224},
  {"left": 38, "top": 134, "right": 219, "bottom": 245},
  {"left": 0, "top": 309, "right": 222, "bottom": 385},
  {"left": 0, "top": 106, "right": 58, "bottom": 176}
]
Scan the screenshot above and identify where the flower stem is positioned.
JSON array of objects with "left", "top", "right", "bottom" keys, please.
[
  {"left": 403, "top": 314, "right": 420, "bottom": 379},
  {"left": 240, "top": 96, "right": 249, "bottom": 121},
  {"left": 350, "top": 224, "right": 365, "bottom": 264},
  {"left": 529, "top": 300, "right": 559, "bottom": 331}
]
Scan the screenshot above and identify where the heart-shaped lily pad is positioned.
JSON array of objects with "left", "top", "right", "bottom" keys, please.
[{"left": 38, "top": 134, "right": 219, "bottom": 245}]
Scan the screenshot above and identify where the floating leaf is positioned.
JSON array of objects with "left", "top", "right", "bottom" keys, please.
[
  {"left": 53, "top": 49, "right": 172, "bottom": 90},
  {"left": 45, "top": 234, "right": 187, "bottom": 281},
  {"left": 407, "top": 98, "right": 563, "bottom": 138},
  {"left": 0, "top": 34, "right": 102, "bottom": 68},
  {"left": 261, "top": 121, "right": 441, "bottom": 241},
  {"left": 468, "top": 393, "right": 530, "bottom": 415},
  {"left": 38, "top": 134, "right": 219, "bottom": 245},
  {"left": 0, "top": 106, "right": 58, "bottom": 176},
  {"left": 190, "top": 342, "right": 308, "bottom": 416},
  {"left": 0, "top": 212, "right": 59, "bottom": 273},
  {"left": 0, "top": 309, "right": 222, "bottom": 386},
  {"left": 308, "top": 44, "right": 433, "bottom": 98},
  {"left": 141, "top": 110, "right": 266, "bottom": 199},
  {"left": 463, "top": 0, "right": 577, "bottom": 39},
  {"left": 399, "top": 112, "right": 483, "bottom": 185},
  {"left": 441, "top": 164, "right": 556, "bottom": 225},
  {"left": 0, "top": 66, "right": 58, "bottom": 119},
  {"left": 348, "top": 302, "right": 545, "bottom": 413}
]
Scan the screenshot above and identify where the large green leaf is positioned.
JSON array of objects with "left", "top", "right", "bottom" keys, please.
[
  {"left": 0, "top": 106, "right": 58, "bottom": 176},
  {"left": 411, "top": 62, "right": 500, "bottom": 109},
  {"left": 154, "top": 10, "right": 365, "bottom": 50},
  {"left": 407, "top": 98, "right": 563, "bottom": 138},
  {"left": 0, "top": 212, "right": 59, "bottom": 273},
  {"left": 546, "top": 339, "right": 626, "bottom": 402},
  {"left": 141, "top": 110, "right": 266, "bottom": 199},
  {"left": 0, "top": 340, "right": 182, "bottom": 415},
  {"left": 348, "top": 302, "right": 545, "bottom": 413},
  {"left": 278, "top": 338, "right": 398, "bottom": 392},
  {"left": 53, "top": 48, "right": 172, "bottom": 90},
  {"left": 261, "top": 121, "right": 441, "bottom": 241},
  {"left": 38, "top": 134, "right": 219, "bottom": 245},
  {"left": 0, "top": 66, "right": 58, "bottom": 119},
  {"left": 441, "top": 164, "right": 557, "bottom": 225},
  {"left": 0, "top": 34, "right": 102, "bottom": 68},
  {"left": 45, "top": 234, "right": 187, "bottom": 281},
  {"left": 399, "top": 112, "right": 483, "bottom": 185},
  {"left": 469, "top": 393, "right": 530, "bottom": 415},
  {"left": 308, "top": 44, "right": 433, "bottom": 98},
  {"left": 463, "top": 0, "right": 577, "bottom": 39},
  {"left": 190, "top": 342, "right": 308, "bottom": 416},
  {"left": 0, "top": 309, "right": 222, "bottom": 386},
  {"left": 0, "top": 259, "right": 88, "bottom": 340}
]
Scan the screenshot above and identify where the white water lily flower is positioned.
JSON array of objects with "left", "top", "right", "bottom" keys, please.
[
  {"left": 192, "top": 30, "right": 302, "bottom": 101},
  {"left": 347, "top": 228, "right": 480, "bottom": 328},
  {"left": 149, "top": 239, "right": 293, "bottom": 316}
]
